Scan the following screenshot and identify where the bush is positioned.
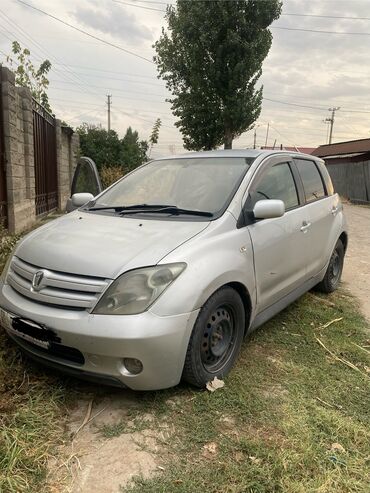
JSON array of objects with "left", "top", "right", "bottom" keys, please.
[
  {"left": 0, "top": 224, "right": 19, "bottom": 273},
  {"left": 100, "top": 166, "right": 126, "bottom": 189}
]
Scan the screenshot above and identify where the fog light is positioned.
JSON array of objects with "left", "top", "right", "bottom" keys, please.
[{"left": 123, "top": 358, "right": 143, "bottom": 375}]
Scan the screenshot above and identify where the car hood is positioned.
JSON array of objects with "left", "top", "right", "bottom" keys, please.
[{"left": 16, "top": 211, "right": 210, "bottom": 279}]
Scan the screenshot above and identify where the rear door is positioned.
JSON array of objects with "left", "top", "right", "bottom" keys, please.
[
  {"left": 245, "top": 155, "right": 310, "bottom": 313},
  {"left": 293, "top": 158, "right": 339, "bottom": 277}
]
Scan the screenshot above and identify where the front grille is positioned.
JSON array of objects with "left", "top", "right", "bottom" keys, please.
[{"left": 7, "top": 256, "right": 111, "bottom": 310}]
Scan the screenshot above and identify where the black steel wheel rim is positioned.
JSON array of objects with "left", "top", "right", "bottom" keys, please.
[
  {"left": 329, "top": 248, "right": 341, "bottom": 284},
  {"left": 201, "top": 304, "right": 236, "bottom": 372}
]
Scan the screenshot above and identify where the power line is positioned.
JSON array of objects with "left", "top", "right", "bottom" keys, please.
[
  {"left": 272, "top": 25, "right": 370, "bottom": 35},
  {"left": 114, "top": 0, "right": 370, "bottom": 22},
  {"left": 262, "top": 97, "right": 370, "bottom": 114},
  {"left": 16, "top": 0, "right": 154, "bottom": 64},
  {"left": 282, "top": 12, "right": 370, "bottom": 21},
  {"left": 49, "top": 79, "right": 167, "bottom": 98},
  {"left": 114, "top": 1, "right": 370, "bottom": 34},
  {"left": 112, "top": 0, "right": 166, "bottom": 12},
  {"left": 0, "top": 12, "right": 100, "bottom": 98}
]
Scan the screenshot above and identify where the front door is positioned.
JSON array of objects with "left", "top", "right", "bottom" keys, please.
[{"left": 245, "top": 157, "right": 310, "bottom": 313}]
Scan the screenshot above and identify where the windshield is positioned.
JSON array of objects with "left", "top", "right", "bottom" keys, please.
[{"left": 91, "top": 157, "right": 254, "bottom": 218}]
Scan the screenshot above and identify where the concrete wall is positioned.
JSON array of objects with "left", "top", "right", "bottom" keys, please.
[
  {"left": 0, "top": 65, "right": 79, "bottom": 233},
  {"left": 56, "top": 122, "right": 80, "bottom": 210}
]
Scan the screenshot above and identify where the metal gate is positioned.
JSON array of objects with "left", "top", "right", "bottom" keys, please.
[
  {"left": 33, "top": 99, "right": 58, "bottom": 216},
  {"left": 0, "top": 71, "right": 7, "bottom": 227}
]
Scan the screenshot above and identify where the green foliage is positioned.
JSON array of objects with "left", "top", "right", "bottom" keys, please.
[
  {"left": 0, "top": 224, "right": 19, "bottom": 274},
  {"left": 7, "top": 41, "right": 52, "bottom": 113},
  {"left": 76, "top": 124, "right": 148, "bottom": 172},
  {"left": 100, "top": 166, "right": 125, "bottom": 189},
  {"left": 154, "top": 0, "right": 282, "bottom": 150},
  {"left": 121, "top": 127, "right": 148, "bottom": 171},
  {"left": 149, "top": 118, "right": 162, "bottom": 157},
  {"left": 76, "top": 123, "right": 122, "bottom": 169}
]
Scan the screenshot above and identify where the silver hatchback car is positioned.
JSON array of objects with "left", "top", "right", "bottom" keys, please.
[{"left": 0, "top": 150, "right": 347, "bottom": 390}]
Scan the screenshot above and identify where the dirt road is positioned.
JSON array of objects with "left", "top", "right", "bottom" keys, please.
[{"left": 342, "top": 203, "right": 370, "bottom": 321}]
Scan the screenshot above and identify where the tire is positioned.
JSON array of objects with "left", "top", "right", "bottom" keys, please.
[
  {"left": 316, "top": 239, "right": 345, "bottom": 293},
  {"left": 182, "top": 286, "right": 245, "bottom": 388}
]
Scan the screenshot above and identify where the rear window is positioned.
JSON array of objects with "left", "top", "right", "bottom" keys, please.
[
  {"left": 318, "top": 162, "right": 335, "bottom": 195},
  {"left": 295, "top": 159, "right": 326, "bottom": 203}
]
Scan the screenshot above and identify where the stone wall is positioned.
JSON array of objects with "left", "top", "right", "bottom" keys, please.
[
  {"left": 56, "top": 122, "right": 80, "bottom": 210},
  {"left": 0, "top": 65, "right": 79, "bottom": 233}
]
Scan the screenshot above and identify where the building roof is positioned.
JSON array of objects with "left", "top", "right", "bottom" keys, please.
[
  {"left": 312, "top": 138, "right": 370, "bottom": 158},
  {"left": 261, "top": 146, "right": 316, "bottom": 154}
]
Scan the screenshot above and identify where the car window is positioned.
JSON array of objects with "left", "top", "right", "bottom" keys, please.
[
  {"left": 250, "top": 162, "right": 299, "bottom": 210},
  {"left": 318, "top": 162, "right": 334, "bottom": 195},
  {"left": 295, "top": 159, "right": 326, "bottom": 202},
  {"left": 72, "top": 161, "right": 101, "bottom": 196}
]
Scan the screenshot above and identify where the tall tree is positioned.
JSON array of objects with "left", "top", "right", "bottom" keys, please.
[
  {"left": 154, "top": 0, "right": 281, "bottom": 150},
  {"left": 7, "top": 41, "right": 52, "bottom": 113}
]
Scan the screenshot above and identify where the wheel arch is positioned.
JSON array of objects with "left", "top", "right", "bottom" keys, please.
[
  {"left": 339, "top": 231, "right": 348, "bottom": 253},
  {"left": 223, "top": 281, "right": 252, "bottom": 334}
]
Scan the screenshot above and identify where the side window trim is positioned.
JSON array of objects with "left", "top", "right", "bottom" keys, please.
[
  {"left": 289, "top": 160, "right": 306, "bottom": 205},
  {"left": 237, "top": 156, "right": 303, "bottom": 228}
]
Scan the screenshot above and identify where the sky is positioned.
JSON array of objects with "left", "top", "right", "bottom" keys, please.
[{"left": 0, "top": 0, "right": 370, "bottom": 158}]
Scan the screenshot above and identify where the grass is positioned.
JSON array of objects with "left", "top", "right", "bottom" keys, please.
[
  {"left": 0, "top": 225, "right": 74, "bottom": 493},
  {"left": 1, "top": 224, "right": 369, "bottom": 492},
  {"left": 0, "top": 330, "right": 74, "bottom": 492},
  {"left": 120, "top": 290, "right": 370, "bottom": 493}
]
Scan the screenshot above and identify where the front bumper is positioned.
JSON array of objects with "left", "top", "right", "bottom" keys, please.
[{"left": 0, "top": 283, "right": 199, "bottom": 390}]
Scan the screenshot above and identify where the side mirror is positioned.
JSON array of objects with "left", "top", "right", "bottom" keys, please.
[
  {"left": 253, "top": 199, "right": 285, "bottom": 220},
  {"left": 71, "top": 193, "right": 94, "bottom": 209}
]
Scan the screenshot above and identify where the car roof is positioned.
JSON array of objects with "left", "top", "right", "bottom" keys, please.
[{"left": 157, "top": 149, "right": 319, "bottom": 161}]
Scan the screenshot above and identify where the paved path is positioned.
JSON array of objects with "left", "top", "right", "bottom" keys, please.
[{"left": 342, "top": 203, "right": 370, "bottom": 321}]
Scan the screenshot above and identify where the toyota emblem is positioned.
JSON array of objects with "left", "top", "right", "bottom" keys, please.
[{"left": 32, "top": 270, "right": 45, "bottom": 291}]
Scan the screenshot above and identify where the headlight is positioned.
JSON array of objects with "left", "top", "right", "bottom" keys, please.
[{"left": 93, "top": 263, "right": 186, "bottom": 315}]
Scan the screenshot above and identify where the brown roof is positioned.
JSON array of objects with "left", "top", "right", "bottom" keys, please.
[{"left": 312, "top": 138, "right": 370, "bottom": 158}]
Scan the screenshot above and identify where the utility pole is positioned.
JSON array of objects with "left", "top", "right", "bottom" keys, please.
[
  {"left": 253, "top": 128, "right": 257, "bottom": 149},
  {"left": 264, "top": 122, "right": 270, "bottom": 148},
  {"left": 325, "top": 107, "right": 340, "bottom": 144},
  {"left": 107, "top": 94, "right": 112, "bottom": 132}
]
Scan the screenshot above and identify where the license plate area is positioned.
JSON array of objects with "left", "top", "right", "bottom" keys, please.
[{"left": 0, "top": 308, "right": 60, "bottom": 349}]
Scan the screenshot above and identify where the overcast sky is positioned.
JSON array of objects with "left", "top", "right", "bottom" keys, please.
[{"left": 0, "top": 0, "right": 369, "bottom": 157}]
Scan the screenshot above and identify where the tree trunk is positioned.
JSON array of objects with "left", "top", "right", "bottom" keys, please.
[{"left": 224, "top": 131, "right": 233, "bottom": 149}]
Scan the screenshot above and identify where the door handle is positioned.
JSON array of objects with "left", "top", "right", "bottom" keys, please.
[
  {"left": 331, "top": 206, "right": 339, "bottom": 215},
  {"left": 300, "top": 221, "right": 311, "bottom": 233}
]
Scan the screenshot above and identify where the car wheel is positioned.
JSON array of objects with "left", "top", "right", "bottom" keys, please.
[
  {"left": 316, "top": 239, "right": 345, "bottom": 293},
  {"left": 182, "top": 286, "right": 245, "bottom": 388}
]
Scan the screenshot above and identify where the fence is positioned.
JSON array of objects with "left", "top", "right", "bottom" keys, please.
[
  {"left": 326, "top": 156, "right": 370, "bottom": 204},
  {"left": 32, "top": 99, "right": 58, "bottom": 216},
  {"left": 0, "top": 65, "right": 79, "bottom": 233}
]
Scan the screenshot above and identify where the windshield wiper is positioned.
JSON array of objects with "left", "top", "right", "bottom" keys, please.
[
  {"left": 86, "top": 203, "right": 175, "bottom": 212},
  {"left": 118, "top": 205, "right": 213, "bottom": 217},
  {"left": 87, "top": 204, "right": 213, "bottom": 217}
]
